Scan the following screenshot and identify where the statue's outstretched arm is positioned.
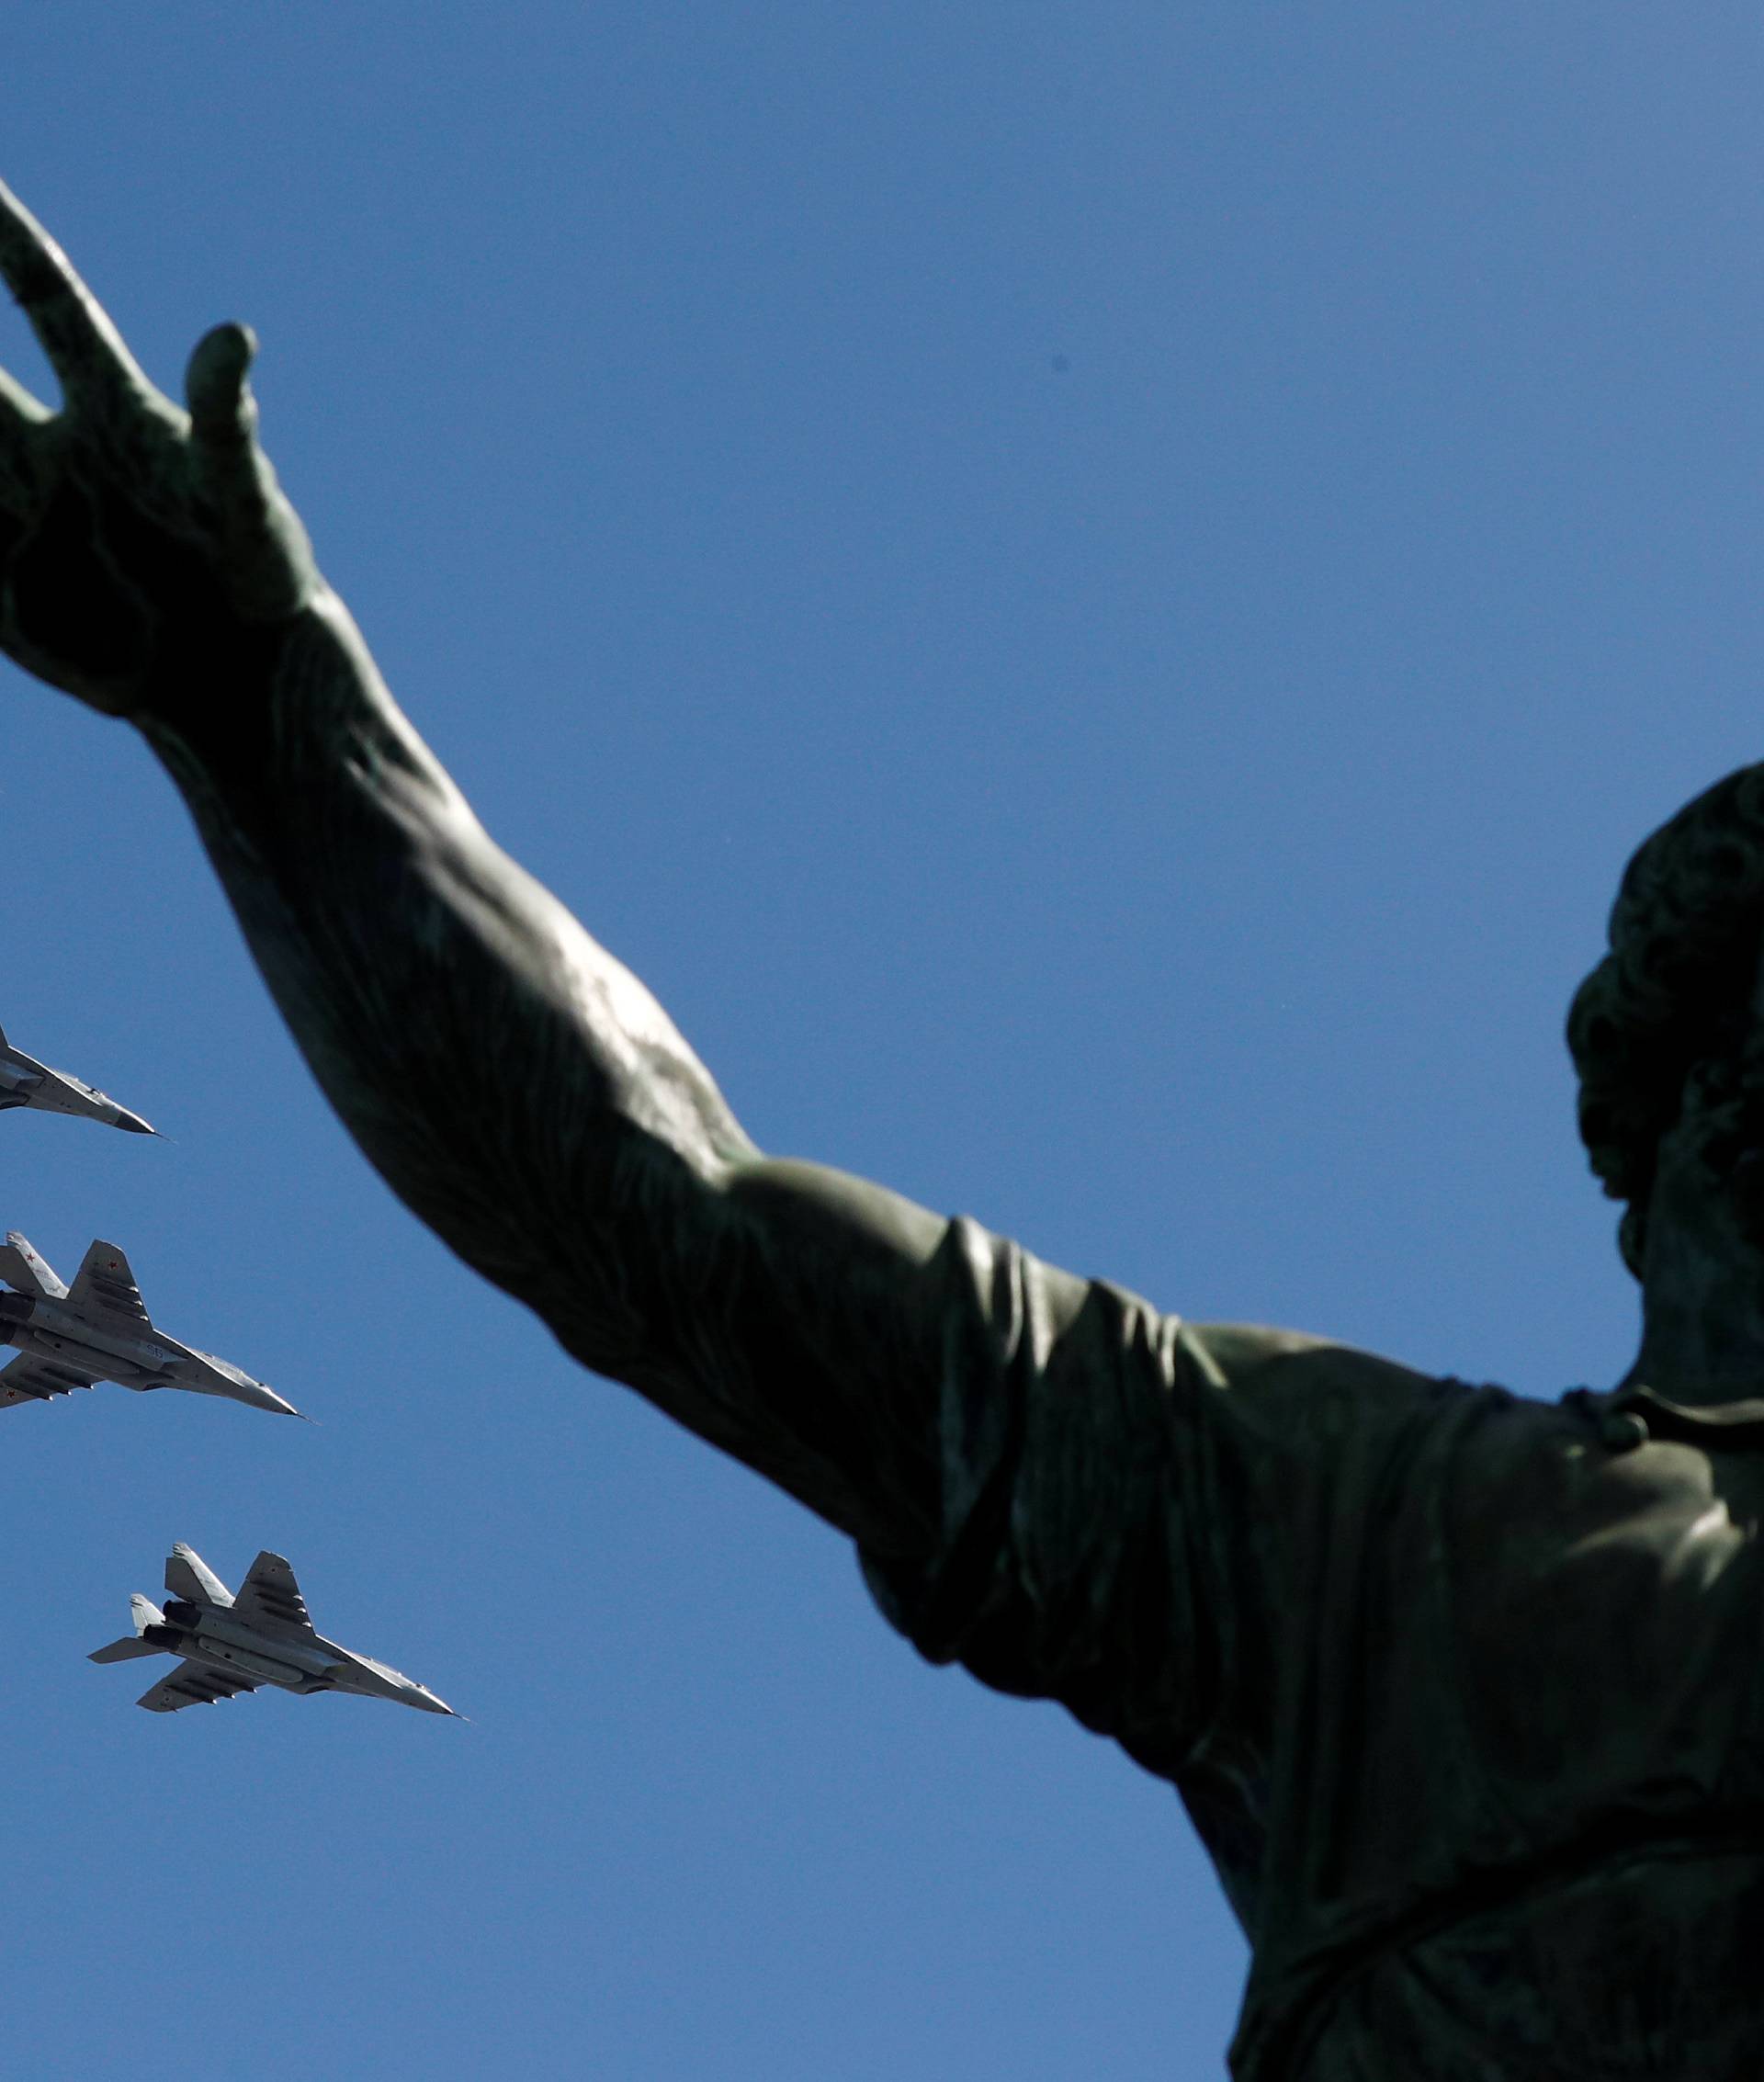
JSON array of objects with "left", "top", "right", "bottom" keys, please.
[{"left": 0, "top": 183, "right": 1101, "bottom": 1556}]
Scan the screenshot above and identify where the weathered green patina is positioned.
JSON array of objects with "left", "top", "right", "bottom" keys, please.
[{"left": 4, "top": 180, "right": 1763, "bottom": 2076}]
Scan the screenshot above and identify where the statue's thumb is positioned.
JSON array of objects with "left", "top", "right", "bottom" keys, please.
[
  {"left": 183, "top": 321, "right": 314, "bottom": 623},
  {"left": 186, "top": 322, "right": 260, "bottom": 443}
]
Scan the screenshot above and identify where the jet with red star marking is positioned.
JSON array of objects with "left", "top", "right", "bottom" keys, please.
[
  {"left": 92, "top": 1545, "right": 456, "bottom": 1716},
  {"left": 0, "top": 1233, "right": 300, "bottom": 1416}
]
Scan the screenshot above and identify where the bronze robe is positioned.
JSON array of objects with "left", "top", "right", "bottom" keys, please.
[{"left": 860, "top": 1218, "right": 1764, "bottom": 2080}]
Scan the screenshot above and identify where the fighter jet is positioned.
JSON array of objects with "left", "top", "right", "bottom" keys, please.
[
  {"left": 0, "top": 1234, "right": 300, "bottom": 1417},
  {"left": 90, "top": 1544, "right": 457, "bottom": 1716},
  {"left": 0, "top": 1021, "right": 154, "bottom": 1134}
]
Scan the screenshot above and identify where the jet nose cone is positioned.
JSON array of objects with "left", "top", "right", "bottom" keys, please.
[
  {"left": 247, "top": 1382, "right": 304, "bottom": 1419},
  {"left": 113, "top": 1109, "right": 156, "bottom": 1136},
  {"left": 412, "top": 1686, "right": 457, "bottom": 1715}
]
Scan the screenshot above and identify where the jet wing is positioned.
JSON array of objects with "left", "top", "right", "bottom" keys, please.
[
  {"left": 231, "top": 1552, "right": 316, "bottom": 1639},
  {"left": 66, "top": 1240, "right": 152, "bottom": 1330},
  {"left": 0, "top": 1351, "right": 97, "bottom": 1408},
  {"left": 137, "top": 1660, "right": 259, "bottom": 1713}
]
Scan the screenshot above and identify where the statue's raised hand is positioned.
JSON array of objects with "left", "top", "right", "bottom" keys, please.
[{"left": 0, "top": 179, "right": 320, "bottom": 724}]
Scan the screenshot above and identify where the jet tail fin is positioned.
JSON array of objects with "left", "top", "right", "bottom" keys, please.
[
  {"left": 0, "top": 1234, "right": 65, "bottom": 1301},
  {"left": 165, "top": 1545, "right": 232, "bottom": 1608},
  {"left": 0, "top": 1024, "right": 40, "bottom": 1071}
]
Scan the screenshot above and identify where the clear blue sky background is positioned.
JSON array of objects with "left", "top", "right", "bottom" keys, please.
[{"left": 0, "top": 8, "right": 1758, "bottom": 2077}]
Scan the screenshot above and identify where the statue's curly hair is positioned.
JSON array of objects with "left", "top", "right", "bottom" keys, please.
[{"left": 1568, "top": 765, "right": 1764, "bottom": 1277}]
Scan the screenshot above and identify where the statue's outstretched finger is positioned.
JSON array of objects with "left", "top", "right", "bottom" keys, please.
[
  {"left": 0, "top": 178, "right": 151, "bottom": 409},
  {"left": 0, "top": 365, "right": 48, "bottom": 426}
]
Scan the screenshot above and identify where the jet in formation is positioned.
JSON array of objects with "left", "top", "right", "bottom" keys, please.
[
  {"left": 0, "top": 1234, "right": 300, "bottom": 1417},
  {"left": 0, "top": 1022, "right": 154, "bottom": 1135},
  {"left": 91, "top": 1544, "right": 457, "bottom": 1715}
]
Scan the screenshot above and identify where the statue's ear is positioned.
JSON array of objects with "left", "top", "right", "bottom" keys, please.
[{"left": 1633, "top": 1078, "right": 1764, "bottom": 1304}]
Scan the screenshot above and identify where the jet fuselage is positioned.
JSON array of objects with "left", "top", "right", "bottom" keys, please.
[
  {"left": 0, "top": 1287, "right": 298, "bottom": 1414},
  {"left": 0, "top": 1034, "right": 153, "bottom": 1133},
  {"left": 0, "top": 1290, "right": 232, "bottom": 1392},
  {"left": 150, "top": 1600, "right": 338, "bottom": 1691},
  {"left": 145, "top": 1598, "right": 452, "bottom": 1712}
]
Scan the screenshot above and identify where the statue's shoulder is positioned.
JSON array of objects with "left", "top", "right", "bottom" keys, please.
[
  {"left": 1185, "top": 1318, "right": 1449, "bottom": 1394},
  {"left": 1181, "top": 1319, "right": 1466, "bottom": 1444}
]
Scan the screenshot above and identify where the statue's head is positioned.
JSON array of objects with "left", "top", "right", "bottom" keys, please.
[{"left": 1569, "top": 767, "right": 1764, "bottom": 1296}]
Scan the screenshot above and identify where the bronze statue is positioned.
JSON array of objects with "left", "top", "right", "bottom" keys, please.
[{"left": 4, "top": 179, "right": 1762, "bottom": 2079}]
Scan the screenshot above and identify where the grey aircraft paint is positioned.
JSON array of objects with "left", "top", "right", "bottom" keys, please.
[
  {"left": 90, "top": 1544, "right": 456, "bottom": 1715},
  {"left": 0, "top": 1234, "right": 300, "bottom": 1416},
  {"left": 0, "top": 1021, "right": 154, "bottom": 1134}
]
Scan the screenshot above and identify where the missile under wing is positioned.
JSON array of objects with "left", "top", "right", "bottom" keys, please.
[
  {"left": 0, "top": 1021, "right": 154, "bottom": 1134},
  {"left": 89, "top": 1545, "right": 456, "bottom": 1716},
  {"left": 0, "top": 1236, "right": 300, "bottom": 1416}
]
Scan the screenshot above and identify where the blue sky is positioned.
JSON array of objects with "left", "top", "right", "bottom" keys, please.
[{"left": 1, "top": 7, "right": 1760, "bottom": 2076}]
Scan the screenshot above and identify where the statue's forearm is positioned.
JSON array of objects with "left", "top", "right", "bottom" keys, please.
[
  {"left": 143, "top": 594, "right": 763, "bottom": 1352},
  {"left": 138, "top": 592, "right": 959, "bottom": 1549}
]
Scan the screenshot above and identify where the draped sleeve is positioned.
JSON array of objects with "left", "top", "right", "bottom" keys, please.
[{"left": 857, "top": 1216, "right": 1257, "bottom": 1785}]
